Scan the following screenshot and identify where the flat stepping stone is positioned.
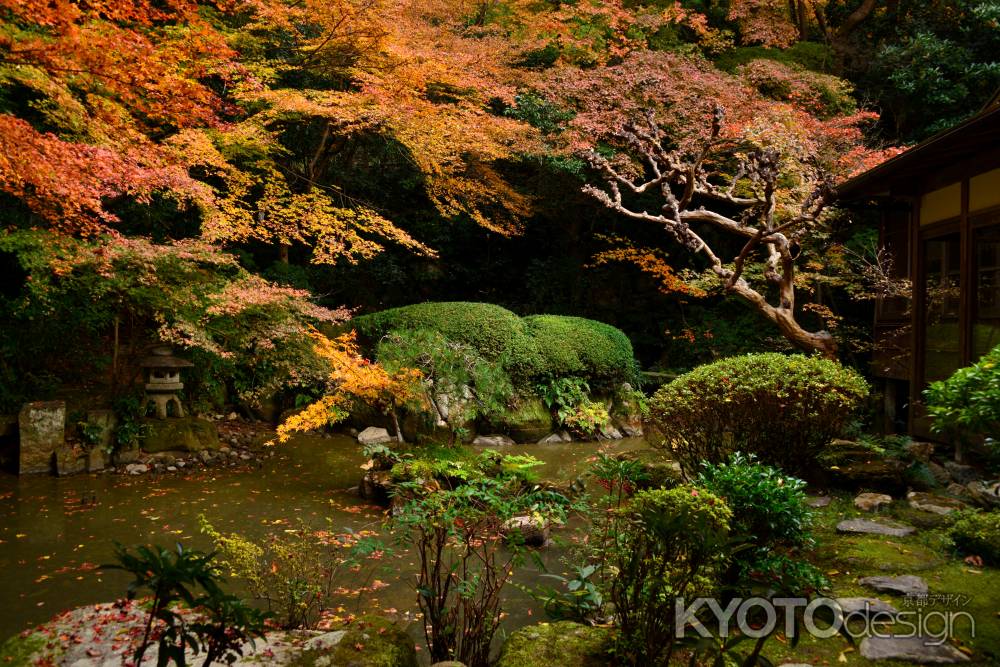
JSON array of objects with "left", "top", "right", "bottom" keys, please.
[
  {"left": 836, "top": 597, "right": 899, "bottom": 618},
  {"left": 860, "top": 636, "right": 969, "bottom": 663},
  {"left": 859, "top": 574, "right": 929, "bottom": 597},
  {"left": 836, "top": 518, "right": 916, "bottom": 537},
  {"left": 806, "top": 495, "right": 831, "bottom": 508},
  {"left": 907, "top": 491, "right": 967, "bottom": 515}
]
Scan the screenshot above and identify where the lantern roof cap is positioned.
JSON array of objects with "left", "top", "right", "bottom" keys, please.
[{"left": 139, "top": 345, "right": 194, "bottom": 368}]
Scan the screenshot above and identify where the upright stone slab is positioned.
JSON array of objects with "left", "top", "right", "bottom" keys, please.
[{"left": 18, "top": 401, "right": 65, "bottom": 474}]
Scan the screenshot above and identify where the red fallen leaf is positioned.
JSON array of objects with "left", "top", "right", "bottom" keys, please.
[
  {"left": 86, "top": 649, "right": 101, "bottom": 657},
  {"left": 965, "top": 555, "right": 984, "bottom": 567},
  {"left": 354, "top": 643, "right": 365, "bottom": 651}
]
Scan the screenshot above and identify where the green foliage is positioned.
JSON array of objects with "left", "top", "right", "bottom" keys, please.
[
  {"left": 392, "top": 475, "right": 570, "bottom": 666},
  {"left": 696, "top": 453, "right": 812, "bottom": 550},
  {"left": 199, "top": 515, "right": 384, "bottom": 629},
  {"left": 524, "top": 314, "right": 639, "bottom": 387},
  {"left": 537, "top": 377, "right": 611, "bottom": 438},
  {"left": 388, "top": 447, "right": 544, "bottom": 488},
  {"left": 0, "top": 230, "right": 335, "bottom": 413},
  {"left": 105, "top": 543, "right": 268, "bottom": 666},
  {"left": 505, "top": 91, "right": 575, "bottom": 134},
  {"left": 352, "top": 302, "right": 639, "bottom": 389},
  {"left": 112, "top": 394, "right": 148, "bottom": 454},
  {"left": 949, "top": 510, "right": 1000, "bottom": 566},
  {"left": 649, "top": 353, "right": 869, "bottom": 475},
  {"left": 606, "top": 486, "right": 734, "bottom": 666},
  {"left": 526, "top": 564, "right": 604, "bottom": 623},
  {"left": 714, "top": 42, "right": 835, "bottom": 73},
  {"left": 376, "top": 328, "right": 513, "bottom": 434},
  {"left": 926, "top": 343, "right": 1000, "bottom": 442}
]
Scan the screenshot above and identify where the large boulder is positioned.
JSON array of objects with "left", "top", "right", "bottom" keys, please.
[
  {"left": 18, "top": 401, "right": 65, "bottom": 474},
  {"left": 494, "top": 397, "right": 553, "bottom": 443},
  {"left": 141, "top": 417, "right": 220, "bottom": 453},
  {"left": 495, "top": 621, "right": 614, "bottom": 667}
]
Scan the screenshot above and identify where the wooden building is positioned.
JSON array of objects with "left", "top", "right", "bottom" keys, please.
[{"left": 838, "top": 93, "right": 1000, "bottom": 438}]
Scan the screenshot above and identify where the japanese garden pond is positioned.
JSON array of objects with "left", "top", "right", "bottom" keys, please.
[{"left": 0, "top": 433, "right": 648, "bottom": 642}]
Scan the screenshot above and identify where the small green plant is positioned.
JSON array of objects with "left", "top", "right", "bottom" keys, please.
[
  {"left": 105, "top": 543, "right": 268, "bottom": 666},
  {"left": 526, "top": 564, "right": 604, "bottom": 623},
  {"left": 77, "top": 420, "right": 103, "bottom": 449},
  {"left": 538, "top": 377, "right": 611, "bottom": 437},
  {"left": 649, "top": 353, "right": 869, "bottom": 475},
  {"left": 949, "top": 510, "right": 1000, "bottom": 565},
  {"left": 113, "top": 394, "right": 148, "bottom": 454},
  {"left": 199, "top": 516, "right": 385, "bottom": 629},
  {"left": 926, "top": 343, "right": 1000, "bottom": 461}
]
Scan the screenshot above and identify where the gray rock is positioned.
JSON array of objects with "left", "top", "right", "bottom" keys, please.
[
  {"left": 928, "top": 461, "right": 953, "bottom": 486},
  {"left": 860, "top": 636, "right": 969, "bottom": 663},
  {"left": 55, "top": 446, "right": 86, "bottom": 476},
  {"left": 907, "top": 491, "right": 967, "bottom": 515},
  {"left": 621, "top": 423, "right": 644, "bottom": 438},
  {"left": 599, "top": 425, "right": 623, "bottom": 440},
  {"left": 302, "top": 630, "right": 347, "bottom": 651},
  {"left": 965, "top": 480, "right": 1000, "bottom": 508},
  {"left": 537, "top": 432, "right": 570, "bottom": 444},
  {"left": 84, "top": 409, "right": 117, "bottom": 451},
  {"left": 836, "top": 519, "right": 915, "bottom": 537},
  {"left": 125, "top": 463, "right": 149, "bottom": 475},
  {"left": 945, "top": 462, "right": 979, "bottom": 485},
  {"left": 836, "top": 597, "right": 899, "bottom": 618},
  {"left": 431, "top": 662, "right": 469, "bottom": 667},
  {"left": 503, "top": 515, "right": 549, "bottom": 546},
  {"left": 854, "top": 492, "right": 893, "bottom": 512},
  {"left": 806, "top": 495, "right": 832, "bottom": 508},
  {"left": 358, "top": 426, "right": 392, "bottom": 446},
  {"left": 859, "top": 574, "right": 928, "bottom": 597},
  {"left": 115, "top": 448, "right": 141, "bottom": 464},
  {"left": 86, "top": 448, "right": 105, "bottom": 473},
  {"left": 904, "top": 441, "right": 935, "bottom": 462},
  {"left": 166, "top": 466, "right": 177, "bottom": 472},
  {"left": 18, "top": 400, "right": 65, "bottom": 474},
  {"left": 472, "top": 434, "right": 516, "bottom": 447},
  {"left": 778, "top": 664, "right": 814, "bottom": 667}
]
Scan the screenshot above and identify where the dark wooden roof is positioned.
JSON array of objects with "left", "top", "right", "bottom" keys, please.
[{"left": 837, "top": 101, "right": 1000, "bottom": 199}]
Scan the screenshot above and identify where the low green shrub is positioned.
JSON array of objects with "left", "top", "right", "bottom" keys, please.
[
  {"left": 696, "top": 453, "right": 811, "bottom": 549},
  {"left": 949, "top": 510, "right": 1000, "bottom": 565},
  {"left": 649, "top": 353, "right": 869, "bottom": 475}
]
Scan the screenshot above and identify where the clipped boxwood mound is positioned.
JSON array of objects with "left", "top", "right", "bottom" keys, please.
[
  {"left": 649, "top": 353, "right": 869, "bottom": 476},
  {"left": 524, "top": 315, "right": 638, "bottom": 387},
  {"left": 351, "top": 302, "right": 637, "bottom": 388}
]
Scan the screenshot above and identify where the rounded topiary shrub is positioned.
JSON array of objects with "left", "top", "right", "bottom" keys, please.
[
  {"left": 524, "top": 315, "right": 639, "bottom": 388},
  {"left": 649, "top": 353, "right": 869, "bottom": 475}
]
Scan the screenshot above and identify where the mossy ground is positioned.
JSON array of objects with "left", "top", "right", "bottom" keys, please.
[
  {"left": 763, "top": 493, "right": 1000, "bottom": 666},
  {"left": 0, "top": 632, "right": 50, "bottom": 666},
  {"left": 495, "top": 621, "right": 614, "bottom": 667}
]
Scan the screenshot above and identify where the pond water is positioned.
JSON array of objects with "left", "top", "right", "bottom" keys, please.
[{"left": 0, "top": 433, "right": 648, "bottom": 644}]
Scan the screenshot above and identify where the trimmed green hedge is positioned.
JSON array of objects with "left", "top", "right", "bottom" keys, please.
[
  {"left": 351, "top": 302, "right": 637, "bottom": 387},
  {"left": 649, "top": 353, "right": 869, "bottom": 475}
]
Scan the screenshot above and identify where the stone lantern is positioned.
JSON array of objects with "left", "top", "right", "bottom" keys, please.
[{"left": 140, "top": 345, "right": 193, "bottom": 419}]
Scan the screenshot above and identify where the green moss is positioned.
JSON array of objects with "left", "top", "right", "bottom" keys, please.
[
  {"left": 0, "top": 632, "right": 50, "bottom": 666},
  {"left": 713, "top": 41, "right": 835, "bottom": 73},
  {"left": 495, "top": 621, "right": 614, "bottom": 667},
  {"left": 288, "top": 616, "right": 418, "bottom": 667},
  {"left": 950, "top": 510, "right": 1000, "bottom": 565},
  {"left": 493, "top": 396, "right": 553, "bottom": 441},
  {"left": 140, "top": 417, "right": 220, "bottom": 453}
]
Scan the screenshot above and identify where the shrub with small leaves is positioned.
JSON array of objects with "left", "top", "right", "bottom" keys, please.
[{"left": 649, "top": 353, "right": 869, "bottom": 475}]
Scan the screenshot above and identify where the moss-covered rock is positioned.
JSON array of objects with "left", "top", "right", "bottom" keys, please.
[
  {"left": 141, "top": 417, "right": 220, "bottom": 453},
  {"left": 495, "top": 621, "right": 614, "bottom": 667},
  {"left": 284, "top": 616, "right": 418, "bottom": 667},
  {"left": 493, "top": 396, "right": 553, "bottom": 443}
]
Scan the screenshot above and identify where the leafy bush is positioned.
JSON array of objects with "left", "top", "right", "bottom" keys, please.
[
  {"left": 392, "top": 476, "right": 569, "bottom": 667},
  {"left": 538, "top": 376, "right": 611, "bottom": 437},
  {"left": 697, "top": 453, "right": 824, "bottom": 596},
  {"left": 926, "top": 343, "right": 1000, "bottom": 443},
  {"left": 949, "top": 510, "right": 1000, "bottom": 566},
  {"left": 351, "top": 302, "right": 638, "bottom": 388},
  {"left": 607, "top": 486, "right": 733, "bottom": 666},
  {"left": 649, "top": 353, "right": 869, "bottom": 475},
  {"left": 376, "top": 328, "right": 513, "bottom": 438},
  {"left": 696, "top": 453, "right": 811, "bottom": 550}
]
